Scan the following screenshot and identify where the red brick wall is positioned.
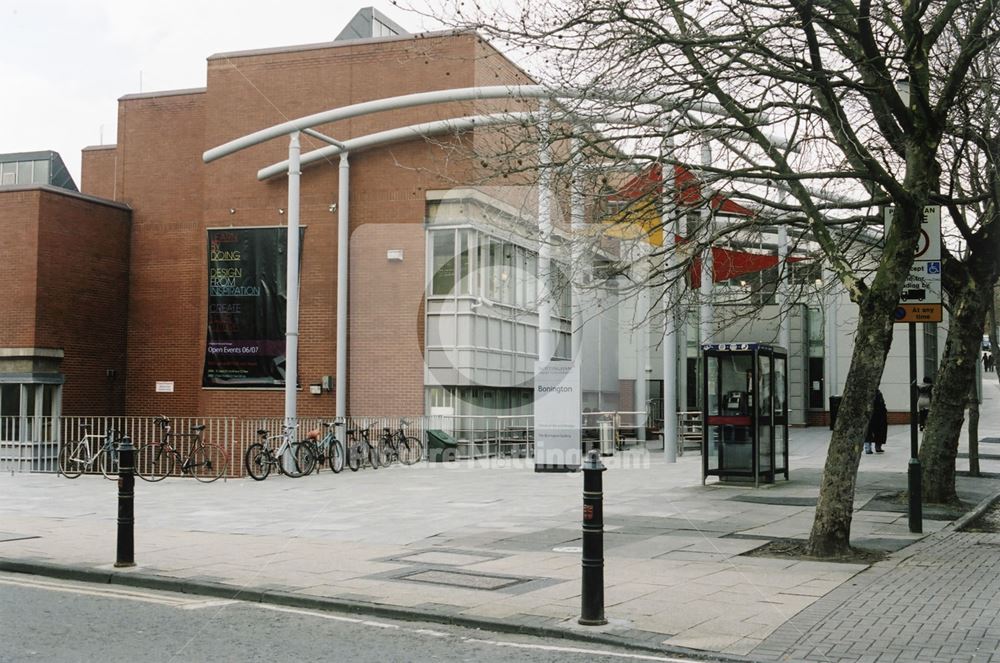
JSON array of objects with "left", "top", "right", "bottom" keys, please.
[
  {"left": 85, "top": 32, "right": 542, "bottom": 419},
  {"left": 34, "top": 191, "right": 130, "bottom": 415},
  {"left": 0, "top": 190, "right": 40, "bottom": 348},
  {"left": 114, "top": 90, "right": 208, "bottom": 416},
  {"left": 80, "top": 146, "right": 119, "bottom": 201}
]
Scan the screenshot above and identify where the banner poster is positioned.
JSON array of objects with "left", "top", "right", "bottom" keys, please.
[
  {"left": 203, "top": 227, "right": 303, "bottom": 388},
  {"left": 534, "top": 359, "right": 582, "bottom": 472}
]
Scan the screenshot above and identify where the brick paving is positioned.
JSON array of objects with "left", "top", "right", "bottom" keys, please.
[{"left": 753, "top": 529, "right": 1000, "bottom": 662}]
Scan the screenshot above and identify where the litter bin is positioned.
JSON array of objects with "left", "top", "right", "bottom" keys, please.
[
  {"left": 828, "top": 395, "right": 842, "bottom": 431},
  {"left": 427, "top": 429, "right": 459, "bottom": 462}
]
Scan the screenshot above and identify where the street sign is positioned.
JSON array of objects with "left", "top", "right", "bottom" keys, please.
[
  {"left": 534, "top": 359, "right": 582, "bottom": 472},
  {"left": 888, "top": 205, "right": 942, "bottom": 323}
]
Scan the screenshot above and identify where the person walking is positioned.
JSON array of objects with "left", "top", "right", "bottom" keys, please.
[
  {"left": 864, "top": 389, "right": 889, "bottom": 454},
  {"left": 917, "top": 377, "right": 933, "bottom": 431}
]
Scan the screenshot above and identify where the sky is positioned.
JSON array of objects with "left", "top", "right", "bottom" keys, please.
[{"left": 2, "top": 0, "right": 445, "bottom": 186}]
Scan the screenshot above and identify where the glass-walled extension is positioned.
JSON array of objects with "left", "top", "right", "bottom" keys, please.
[{"left": 424, "top": 189, "right": 573, "bottom": 414}]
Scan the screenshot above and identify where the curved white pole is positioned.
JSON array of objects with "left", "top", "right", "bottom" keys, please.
[
  {"left": 336, "top": 153, "right": 349, "bottom": 425},
  {"left": 285, "top": 132, "right": 301, "bottom": 426},
  {"left": 537, "top": 104, "right": 553, "bottom": 364},
  {"left": 699, "top": 142, "right": 714, "bottom": 346},
  {"left": 258, "top": 113, "right": 531, "bottom": 180},
  {"left": 205, "top": 86, "right": 778, "bottom": 164},
  {"left": 259, "top": 112, "right": 796, "bottom": 181}
]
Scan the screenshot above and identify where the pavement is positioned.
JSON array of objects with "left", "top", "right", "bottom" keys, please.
[{"left": 2, "top": 375, "right": 1000, "bottom": 662}]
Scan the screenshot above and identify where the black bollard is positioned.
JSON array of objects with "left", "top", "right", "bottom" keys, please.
[
  {"left": 579, "top": 449, "right": 607, "bottom": 626},
  {"left": 115, "top": 435, "right": 135, "bottom": 568}
]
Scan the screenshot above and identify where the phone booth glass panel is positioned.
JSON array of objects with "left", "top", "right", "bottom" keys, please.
[{"left": 702, "top": 343, "right": 789, "bottom": 485}]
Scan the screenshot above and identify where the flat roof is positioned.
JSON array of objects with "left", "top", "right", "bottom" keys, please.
[
  {"left": 207, "top": 28, "right": 474, "bottom": 62},
  {"left": 0, "top": 184, "right": 131, "bottom": 212}
]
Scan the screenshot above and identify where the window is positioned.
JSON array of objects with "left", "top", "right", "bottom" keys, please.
[
  {"left": 431, "top": 231, "right": 456, "bottom": 295},
  {"left": 458, "top": 229, "right": 475, "bottom": 296}
]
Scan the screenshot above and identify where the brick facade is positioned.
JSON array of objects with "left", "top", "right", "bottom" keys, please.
[
  {"left": 63, "top": 30, "right": 532, "bottom": 418},
  {"left": 0, "top": 187, "right": 130, "bottom": 415}
]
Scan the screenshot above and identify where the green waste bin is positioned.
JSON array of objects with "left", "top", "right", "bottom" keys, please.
[{"left": 427, "top": 429, "right": 459, "bottom": 462}]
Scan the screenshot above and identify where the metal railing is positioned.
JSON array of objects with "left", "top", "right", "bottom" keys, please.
[{"left": 1, "top": 410, "right": 664, "bottom": 476}]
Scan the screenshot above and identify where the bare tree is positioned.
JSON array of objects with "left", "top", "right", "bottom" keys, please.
[
  {"left": 415, "top": 0, "right": 1000, "bottom": 556},
  {"left": 919, "top": 41, "right": 1000, "bottom": 502}
]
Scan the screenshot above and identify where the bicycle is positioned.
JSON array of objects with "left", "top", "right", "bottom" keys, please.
[
  {"left": 244, "top": 424, "right": 315, "bottom": 480},
  {"left": 345, "top": 424, "right": 380, "bottom": 472},
  {"left": 136, "top": 416, "right": 229, "bottom": 483},
  {"left": 301, "top": 421, "right": 345, "bottom": 474},
  {"left": 377, "top": 418, "right": 423, "bottom": 466},
  {"left": 58, "top": 425, "right": 121, "bottom": 479}
]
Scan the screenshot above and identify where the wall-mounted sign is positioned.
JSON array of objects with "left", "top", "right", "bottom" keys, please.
[
  {"left": 155, "top": 381, "right": 175, "bottom": 393},
  {"left": 203, "top": 227, "right": 304, "bottom": 387}
]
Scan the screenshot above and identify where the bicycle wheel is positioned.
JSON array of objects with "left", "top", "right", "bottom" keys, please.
[
  {"left": 347, "top": 442, "right": 361, "bottom": 472},
  {"left": 400, "top": 436, "right": 423, "bottom": 465},
  {"left": 329, "top": 439, "right": 345, "bottom": 473},
  {"left": 189, "top": 443, "right": 228, "bottom": 483},
  {"left": 58, "top": 442, "right": 85, "bottom": 479},
  {"left": 245, "top": 442, "right": 271, "bottom": 481},
  {"left": 137, "top": 444, "right": 175, "bottom": 482},
  {"left": 280, "top": 442, "right": 313, "bottom": 478},
  {"left": 99, "top": 447, "right": 121, "bottom": 480},
  {"left": 379, "top": 438, "right": 396, "bottom": 467},
  {"left": 293, "top": 441, "right": 318, "bottom": 476},
  {"left": 366, "top": 441, "right": 380, "bottom": 469}
]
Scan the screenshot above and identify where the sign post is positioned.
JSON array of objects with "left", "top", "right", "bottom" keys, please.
[
  {"left": 534, "top": 360, "right": 582, "bottom": 472},
  {"left": 890, "top": 205, "right": 941, "bottom": 534}
]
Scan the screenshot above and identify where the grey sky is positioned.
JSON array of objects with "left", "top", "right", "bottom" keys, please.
[{"left": 3, "top": 1, "right": 441, "bottom": 186}]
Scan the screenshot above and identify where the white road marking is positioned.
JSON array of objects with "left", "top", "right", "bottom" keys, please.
[
  {"left": 0, "top": 573, "right": 235, "bottom": 610},
  {"left": 5, "top": 573, "right": 688, "bottom": 661}
]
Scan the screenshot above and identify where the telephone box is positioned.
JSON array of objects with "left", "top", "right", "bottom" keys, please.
[{"left": 701, "top": 343, "right": 789, "bottom": 485}]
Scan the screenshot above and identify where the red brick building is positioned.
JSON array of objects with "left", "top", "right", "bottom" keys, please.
[{"left": 2, "top": 16, "right": 539, "bottom": 422}]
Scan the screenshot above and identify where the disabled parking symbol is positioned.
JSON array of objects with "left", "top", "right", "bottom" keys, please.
[{"left": 926, "top": 261, "right": 941, "bottom": 274}]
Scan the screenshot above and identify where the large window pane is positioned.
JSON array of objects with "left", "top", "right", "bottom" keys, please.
[
  {"left": 33, "top": 160, "right": 49, "bottom": 183},
  {"left": 16, "top": 161, "right": 32, "bottom": 185},
  {"left": 458, "top": 230, "right": 475, "bottom": 296},
  {"left": 432, "top": 231, "right": 456, "bottom": 295}
]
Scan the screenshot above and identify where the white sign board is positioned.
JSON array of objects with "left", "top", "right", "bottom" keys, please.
[
  {"left": 887, "top": 205, "right": 943, "bottom": 323},
  {"left": 155, "top": 381, "right": 175, "bottom": 393},
  {"left": 533, "top": 360, "right": 581, "bottom": 472}
]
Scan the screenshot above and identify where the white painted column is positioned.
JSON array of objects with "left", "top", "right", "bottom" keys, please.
[
  {"left": 570, "top": 139, "right": 585, "bottom": 361},
  {"left": 284, "top": 132, "right": 301, "bottom": 426},
  {"left": 824, "top": 265, "right": 839, "bottom": 401},
  {"left": 778, "top": 222, "right": 791, "bottom": 353},
  {"left": 662, "top": 160, "right": 678, "bottom": 460},
  {"left": 635, "top": 245, "right": 649, "bottom": 442},
  {"left": 698, "top": 142, "right": 714, "bottom": 346},
  {"left": 335, "top": 153, "right": 350, "bottom": 425},
  {"left": 537, "top": 105, "right": 554, "bottom": 363}
]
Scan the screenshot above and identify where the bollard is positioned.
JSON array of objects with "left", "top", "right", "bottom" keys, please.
[
  {"left": 579, "top": 449, "right": 607, "bottom": 625},
  {"left": 115, "top": 435, "right": 136, "bottom": 568}
]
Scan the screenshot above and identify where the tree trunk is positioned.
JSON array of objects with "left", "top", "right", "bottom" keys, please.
[
  {"left": 968, "top": 396, "right": 980, "bottom": 478},
  {"left": 806, "top": 298, "right": 894, "bottom": 557},
  {"left": 920, "top": 275, "right": 994, "bottom": 503}
]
